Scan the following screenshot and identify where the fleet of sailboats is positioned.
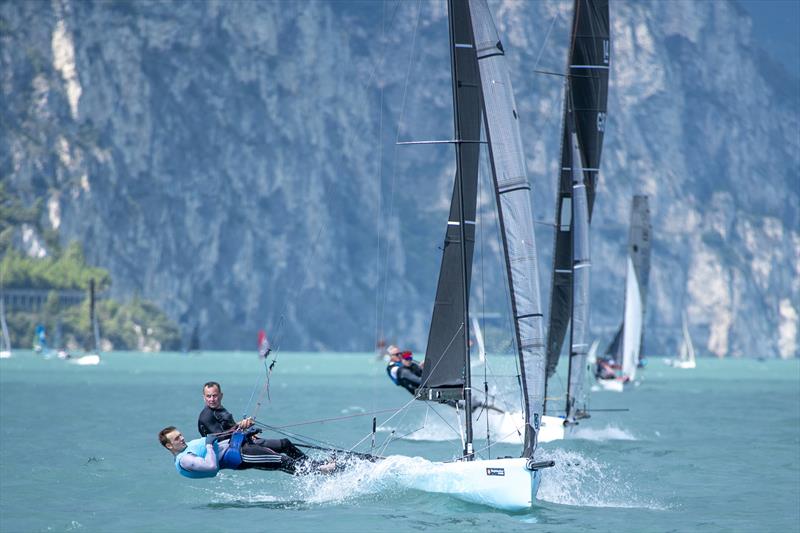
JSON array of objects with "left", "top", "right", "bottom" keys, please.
[{"left": 0, "top": 0, "right": 701, "bottom": 514}]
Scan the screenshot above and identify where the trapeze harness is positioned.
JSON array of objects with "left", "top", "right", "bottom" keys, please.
[
  {"left": 386, "top": 356, "right": 422, "bottom": 395},
  {"left": 174, "top": 431, "right": 250, "bottom": 478}
]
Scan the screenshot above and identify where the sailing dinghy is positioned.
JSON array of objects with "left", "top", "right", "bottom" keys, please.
[
  {"left": 595, "top": 195, "right": 651, "bottom": 389},
  {"left": 542, "top": 0, "right": 610, "bottom": 435},
  {"left": 71, "top": 279, "right": 101, "bottom": 365},
  {"left": 664, "top": 311, "right": 696, "bottom": 369},
  {"left": 399, "top": 0, "right": 553, "bottom": 510}
]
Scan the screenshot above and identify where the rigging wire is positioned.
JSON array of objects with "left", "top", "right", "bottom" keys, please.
[
  {"left": 532, "top": 8, "right": 561, "bottom": 74},
  {"left": 375, "top": 0, "right": 424, "bottom": 352}
]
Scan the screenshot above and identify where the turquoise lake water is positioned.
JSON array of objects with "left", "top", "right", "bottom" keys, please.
[{"left": 1, "top": 352, "right": 798, "bottom": 532}]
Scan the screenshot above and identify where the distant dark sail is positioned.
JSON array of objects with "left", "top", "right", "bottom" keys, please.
[
  {"left": 545, "top": 0, "right": 610, "bottom": 380},
  {"left": 419, "top": 0, "right": 482, "bottom": 399},
  {"left": 604, "top": 322, "right": 622, "bottom": 360}
]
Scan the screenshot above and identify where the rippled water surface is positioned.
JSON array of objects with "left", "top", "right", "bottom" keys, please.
[{"left": 1, "top": 352, "right": 798, "bottom": 531}]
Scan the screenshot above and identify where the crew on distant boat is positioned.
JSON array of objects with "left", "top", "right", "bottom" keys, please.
[
  {"left": 385, "top": 345, "right": 423, "bottom": 395},
  {"left": 197, "top": 381, "right": 314, "bottom": 471},
  {"left": 595, "top": 357, "right": 621, "bottom": 381},
  {"left": 158, "top": 426, "right": 336, "bottom": 477}
]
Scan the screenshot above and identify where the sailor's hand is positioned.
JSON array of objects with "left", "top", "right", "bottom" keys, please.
[
  {"left": 238, "top": 417, "right": 254, "bottom": 430},
  {"left": 205, "top": 434, "right": 219, "bottom": 446}
]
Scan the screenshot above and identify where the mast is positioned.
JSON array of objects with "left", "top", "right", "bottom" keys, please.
[
  {"left": 90, "top": 279, "right": 100, "bottom": 353},
  {"left": 418, "top": 0, "right": 482, "bottom": 460},
  {"left": 564, "top": 113, "right": 591, "bottom": 422},
  {"left": 452, "top": 0, "right": 475, "bottom": 456},
  {"left": 469, "top": 0, "right": 546, "bottom": 458},
  {"left": 544, "top": 0, "right": 610, "bottom": 406}
]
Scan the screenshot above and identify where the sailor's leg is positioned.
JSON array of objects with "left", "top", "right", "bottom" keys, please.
[
  {"left": 239, "top": 442, "right": 297, "bottom": 474},
  {"left": 259, "top": 438, "right": 307, "bottom": 461}
]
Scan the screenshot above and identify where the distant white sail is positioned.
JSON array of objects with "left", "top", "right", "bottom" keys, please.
[{"left": 621, "top": 256, "right": 643, "bottom": 380}]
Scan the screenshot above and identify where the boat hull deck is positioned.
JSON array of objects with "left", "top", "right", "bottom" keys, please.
[{"left": 399, "top": 457, "right": 543, "bottom": 511}]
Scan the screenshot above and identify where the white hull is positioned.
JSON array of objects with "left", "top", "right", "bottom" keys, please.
[
  {"left": 71, "top": 354, "right": 101, "bottom": 366},
  {"left": 399, "top": 457, "right": 543, "bottom": 511},
  {"left": 593, "top": 379, "right": 624, "bottom": 392},
  {"left": 663, "top": 358, "right": 695, "bottom": 369},
  {"left": 0, "top": 350, "right": 11, "bottom": 359}
]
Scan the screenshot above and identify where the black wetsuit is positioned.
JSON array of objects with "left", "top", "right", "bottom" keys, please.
[
  {"left": 388, "top": 362, "right": 423, "bottom": 395},
  {"left": 198, "top": 405, "right": 237, "bottom": 436},
  {"left": 198, "top": 405, "right": 309, "bottom": 474}
]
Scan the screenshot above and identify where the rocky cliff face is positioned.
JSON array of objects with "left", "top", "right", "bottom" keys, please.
[{"left": 2, "top": 0, "right": 797, "bottom": 357}]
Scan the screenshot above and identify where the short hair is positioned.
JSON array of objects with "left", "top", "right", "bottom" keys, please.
[
  {"left": 159, "top": 426, "right": 177, "bottom": 448},
  {"left": 203, "top": 381, "right": 221, "bottom": 393}
]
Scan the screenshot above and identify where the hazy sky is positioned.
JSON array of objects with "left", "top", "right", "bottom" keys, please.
[{"left": 738, "top": 0, "right": 800, "bottom": 80}]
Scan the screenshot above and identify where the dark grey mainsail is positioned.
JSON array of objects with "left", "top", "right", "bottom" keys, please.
[
  {"left": 566, "top": 127, "right": 591, "bottom": 422},
  {"left": 604, "top": 195, "right": 651, "bottom": 380},
  {"left": 418, "top": 0, "right": 482, "bottom": 420},
  {"left": 469, "top": 0, "right": 546, "bottom": 456},
  {"left": 544, "top": 0, "right": 610, "bottom": 383}
]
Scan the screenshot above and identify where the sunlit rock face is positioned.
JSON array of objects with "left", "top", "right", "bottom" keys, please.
[{"left": 2, "top": 0, "right": 797, "bottom": 357}]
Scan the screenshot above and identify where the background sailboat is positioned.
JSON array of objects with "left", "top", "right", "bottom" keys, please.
[
  {"left": 596, "top": 195, "right": 651, "bottom": 389},
  {"left": 542, "top": 0, "right": 610, "bottom": 433},
  {"left": 71, "top": 279, "right": 101, "bottom": 365},
  {"left": 665, "top": 311, "right": 696, "bottom": 369}
]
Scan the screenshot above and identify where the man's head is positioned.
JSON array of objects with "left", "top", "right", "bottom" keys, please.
[
  {"left": 387, "top": 345, "right": 402, "bottom": 361},
  {"left": 203, "top": 381, "right": 223, "bottom": 409},
  {"left": 159, "top": 426, "right": 187, "bottom": 455}
]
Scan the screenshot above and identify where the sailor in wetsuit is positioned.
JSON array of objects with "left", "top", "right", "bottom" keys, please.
[
  {"left": 197, "top": 381, "right": 313, "bottom": 473},
  {"left": 385, "top": 346, "right": 423, "bottom": 395},
  {"left": 158, "top": 426, "right": 335, "bottom": 477}
]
